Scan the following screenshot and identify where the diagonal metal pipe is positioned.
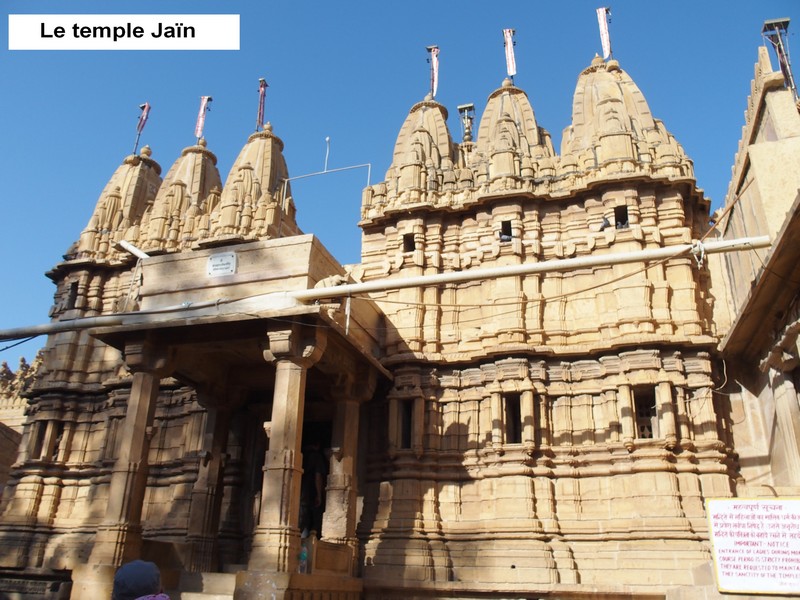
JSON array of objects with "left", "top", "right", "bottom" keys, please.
[{"left": 0, "top": 235, "right": 771, "bottom": 342}]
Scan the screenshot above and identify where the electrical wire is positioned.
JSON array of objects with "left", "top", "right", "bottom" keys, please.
[{"left": 0, "top": 336, "right": 38, "bottom": 354}]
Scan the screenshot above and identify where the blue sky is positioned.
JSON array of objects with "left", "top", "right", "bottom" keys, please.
[{"left": 1, "top": 0, "right": 799, "bottom": 362}]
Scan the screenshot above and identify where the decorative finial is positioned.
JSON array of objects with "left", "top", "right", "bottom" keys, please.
[
  {"left": 502, "top": 77, "right": 513, "bottom": 88},
  {"left": 140, "top": 145, "right": 152, "bottom": 158},
  {"left": 458, "top": 103, "right": 475, "bottom": 143}
]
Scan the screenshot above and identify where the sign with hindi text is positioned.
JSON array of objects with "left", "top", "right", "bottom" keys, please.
[{"left": 707, "top": 498, "right": 800, "bottom": 594}]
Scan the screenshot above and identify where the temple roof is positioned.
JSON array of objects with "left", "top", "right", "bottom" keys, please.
[
  {"left": 562, "top": 56, "right": 656, "bottom": 155},
  {"left": 475, "top": 78, "right": 551, "bottom": 160},
  {"left": 388, "top": 95, "right": 456, "bottom": 175},
  {"left": 74, "top": 146, "right": 162, "bottom": 260}
]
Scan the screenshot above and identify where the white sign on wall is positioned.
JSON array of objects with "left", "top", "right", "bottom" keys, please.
[
  {"left": 207, "top": 252, "right": 237, "bottom": 277},
  {"left": 707, "top": 498, "right": 800, "bottom": 595}
]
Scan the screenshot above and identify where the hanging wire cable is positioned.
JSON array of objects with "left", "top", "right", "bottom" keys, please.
[{"left": 0, "top": 336, "right": 37, "bottom": 353}]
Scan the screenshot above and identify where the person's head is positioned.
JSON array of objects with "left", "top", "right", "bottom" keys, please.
[{"left": 112, "top": 559, "right": 161, "bottom": 600}]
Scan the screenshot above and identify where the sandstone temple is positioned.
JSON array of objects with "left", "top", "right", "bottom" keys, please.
[{"left": 0, "top": 33, "right": 799, "bottom": 600}]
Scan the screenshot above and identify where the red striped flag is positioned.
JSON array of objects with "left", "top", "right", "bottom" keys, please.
[
  {"left": 257, "top": 78, "right": 268, "bottom": 131},
  {"left": 596, "top": 7, "right": 612, "bottom": 60},
  {"left": 503, "top": 29, "right": 517, "bottom": 78},
  {"left": 195, "top": 96, "right": 213, "bottom": 139},
  {"left": 136, "top": 102, "right": 151, "bottom": 134}
]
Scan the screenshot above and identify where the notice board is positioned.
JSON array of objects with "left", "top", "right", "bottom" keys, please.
[{"left": 707, "top": 498, "right": 800, "bottom": 594}]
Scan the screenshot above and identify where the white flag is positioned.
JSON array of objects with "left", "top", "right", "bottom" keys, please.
[
  {"left": 503, "top": 29, "right": 517, "bottom": 78},
  {"left": 194, "top": 95, "right": 212, "bottom": 139},
  {"left": 429, "top": 46, "right": 440, "bottom": 98},
  {"left": 596, "top": 7, "right": 612, "bottom": 60}
]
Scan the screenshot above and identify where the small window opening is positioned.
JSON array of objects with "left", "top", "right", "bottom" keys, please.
[
  {"left": 67, "top": 281, "right": 79, "bottom": 310},
  {"left": 505, "top": 394, "right": 522, "bottom": 444},
  {"left": 402, "top": 234, "right": 416, "bottom": 253},
  {"left": 634, "top": 389, "right": 657, "bottom": 439},
  {"left": 614, "top": 206, "right": 629, "bottom": 229},
  {"left": 499, "top": 220, "right": 513, "bottom": 243},
  {"left": 399, "top": 400, "right": 413, "bottom": 449}
]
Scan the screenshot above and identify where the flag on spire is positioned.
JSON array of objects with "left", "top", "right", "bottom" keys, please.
[
  {"left": 136, "top": 102, "right": 151, "bottom": 134},
  {"left": 427, "top": 45, "right": 440, "bottom": 98},
  {"left": 133, "top": 102, "right": 151, "bottom": 154},
  {"left": 194, "top": 95, "right": 213, "bottom": 140},
  {"left": 596, "top": 7, "right": 612, "bottom": 60},
  {"left": 503, "top": 29, "right": 517, "bottom": 78},
  {"left": 256, "top": 78, "right": 268, "bottom": 131}
]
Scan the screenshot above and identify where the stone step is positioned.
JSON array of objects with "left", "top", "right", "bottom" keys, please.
[
  {"left": 180, "top": 593, "right": 233, "bottom": 600},
  {"left": 178, "top": 571, "right": 237, "bottom": 595},
  {"left": 221, "top": 563, "right": 246, "bottom": 574}
]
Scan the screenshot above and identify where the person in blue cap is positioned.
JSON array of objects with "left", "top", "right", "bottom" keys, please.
[{"left": 111, "top": 559, "right": 170, "bottom": 600}]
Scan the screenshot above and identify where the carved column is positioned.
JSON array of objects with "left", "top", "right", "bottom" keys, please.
[
  {"left": 521, "top": 379, "right": 535, "bottom": 451},
  {"left": 71, "top": 338, "right": 173, "bottom": 600},
  {"left": 618, "top": 383, "right": 635, "bottom": 451},
  {"left": 537, "top": 391, "right": 551, "bottom": 448},
  {"left": 656, "top": 379, "right": 677, "bottom": 450},
  {"left": 769, "top": 369, "right": 800, "bottom": 486},
  {"left": 247, "top": 324, "right": 325, "bottom": 573},
  {"left": 323, "top": 371, "right": 375, "bottom": 553},
  {"left": 488, "top": 382, "right": 502, "bottom": 451},
  {"left": 186, "top": 394, "right": 232, "bottom": 572}
]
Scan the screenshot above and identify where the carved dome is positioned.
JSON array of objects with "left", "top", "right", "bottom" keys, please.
[
  {"left": 382, "top": 95, "right": 457, "bottom": 205},
  {"left": 560, "top": 56, "right": 693, "bottom": 179},
  {"left": 139, "top": 138, "right": 222, "bottom": 252},
  {"left": 472, "top": 78, "right": 555, "bottom": 184},
  {"left": 75, "top": 146, "right": 162, "bottom": 260},
  {"left": 475, "top": 78, "right": 550, "bottom": 156},
  {"left": 208, "top": 123, "right": 300, "bottom": 241}
]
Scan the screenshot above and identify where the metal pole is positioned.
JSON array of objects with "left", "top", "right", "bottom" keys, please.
[{"left": 0, "top": 235, "right": 771, "bottom": 342}]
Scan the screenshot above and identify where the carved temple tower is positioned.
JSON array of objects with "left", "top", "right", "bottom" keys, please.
[{"left": 357, "top": 56, "right": 722, "bottom": 595}]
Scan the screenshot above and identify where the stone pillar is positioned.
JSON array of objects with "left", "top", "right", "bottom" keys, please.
[
  {"left": 71, "top": 338, "right": 173, "bottom": 600},
  {"left": 537, "top": 391, "right": 551, "bottom": 448},
  {"left": 488, "top": 382, "right": 502, "bottom": 450},
  {"left": 673, "top": 384, "right": 692, "bottom": 446},
  {"left": 656, "top": 379, "right": 677, "bottom": 450},
  {"left": 769, "top": 369, "right": 800, "bottom": 486},
  {"left": 519, "top": 379, "right": 542, "bottom": 452},
  {"left": 323, "top": 371, "right": 375, "bottom": 552},
  {"left": 618, "top": 383, "right": 635, "bottom": 451},
  {"left": 186, "top": 397, "right": 232, "bottom": 572},
  {"left": 247, "top": 325, "right": 325, "bottom": 574}
]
